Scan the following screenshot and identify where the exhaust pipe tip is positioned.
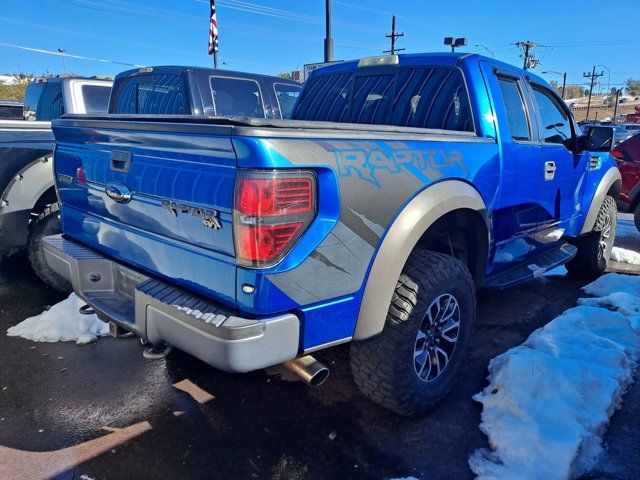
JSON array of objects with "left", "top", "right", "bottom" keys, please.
[{"left": 283, "top": 355, "right": 330, "bottom": 387}]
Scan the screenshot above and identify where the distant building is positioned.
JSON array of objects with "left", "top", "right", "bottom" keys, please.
[
  {"left": 0, "top": 74, "right": 34, "bottom": 85},
  {"left": 0, "top": 74, "right": 19, "bottom": 85}
]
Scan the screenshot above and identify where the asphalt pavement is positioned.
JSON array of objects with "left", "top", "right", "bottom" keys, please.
[{"left": 1, "top": 216, "right": 638, "bottom": 480}]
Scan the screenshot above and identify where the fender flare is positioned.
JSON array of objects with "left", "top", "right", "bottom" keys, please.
[
  {"left": 353, "top": 180, "right": 488, "bottom": 340},
  {"left": 579, "top": 166, "right": 622, "bottom": 235},
  {"left": 1, "top": 155, "right": 55, "bottom": 214}
]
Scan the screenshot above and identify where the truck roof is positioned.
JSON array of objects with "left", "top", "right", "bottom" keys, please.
[
  {"left": 114, "top": 66, "right": 300, "bottom": 85},
  {"left": 28, "top": 75, "right": 112, "bottom": 86},
  {"left": 310, "top": 52, "right": 549, "bottom": 87}
]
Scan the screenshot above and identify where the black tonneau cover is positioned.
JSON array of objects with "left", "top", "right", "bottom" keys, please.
[{"left": 57, "top": 114, "right": 487, "bottom": 142}]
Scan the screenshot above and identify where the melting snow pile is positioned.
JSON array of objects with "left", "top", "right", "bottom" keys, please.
[
  {"left": 470, "top": 273, "right": 640, "bottom": 480},
  {"left": 611, "top": 247, "right": 640, "bottom": 266},
  {"left": 7, "top": 293, "right": 109, "bottom": 345}
]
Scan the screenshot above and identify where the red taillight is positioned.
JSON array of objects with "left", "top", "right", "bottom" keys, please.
[
  {"left": 237, "top": 177, "right": 313, "bottom": 216},
  {"left": 236, "top": 223, "right": 303, "bottom": 262},
  {"left": 234, "top": 170, "right": 316, "bottom": 267}
]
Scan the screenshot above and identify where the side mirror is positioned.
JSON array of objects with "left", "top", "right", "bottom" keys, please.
[{"left": 581, "top": 126, "right": 614, "bottom": 152}]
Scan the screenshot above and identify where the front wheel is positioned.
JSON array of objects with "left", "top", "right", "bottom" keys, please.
[
  {"left": 350, "top": 250, "right": 476, "bottom": 417},
  {"left": 634, "top": 203, "right": 640, "bottom": 233},
  {"left": 566, "top": 195, "right": 617, "bottom": 279}
]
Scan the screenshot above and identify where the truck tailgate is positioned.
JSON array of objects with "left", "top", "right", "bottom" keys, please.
[{"left": 52, "top": 119, "right": 237, "bottom": 307}]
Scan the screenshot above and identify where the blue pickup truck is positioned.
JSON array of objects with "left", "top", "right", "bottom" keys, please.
[{"left": 44, "top": 53, "right": 620, "bottom": 416}]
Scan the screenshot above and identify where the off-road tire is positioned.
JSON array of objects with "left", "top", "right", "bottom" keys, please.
[
  {"left": 27, "top": 203, "right": 72, "bottom": 292},
  {"left": 566, "top": 195, "right": 617, "bottom": 279},
  {"left": 634, "top": 203, "right": 640, "bottom": 233},
  {"left": 350, "top": 250, "right": 476, "bottom": 417}
]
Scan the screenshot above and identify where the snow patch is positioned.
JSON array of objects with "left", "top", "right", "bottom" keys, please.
[
  {"left": 470, "top": 273, "right": 640, "bottom": 480},
  {"left": 7, "top": 293, "right": 109, "bottom": 345},
  {"left": 611, "top": 246, "right": 640, "bottom": 266}
]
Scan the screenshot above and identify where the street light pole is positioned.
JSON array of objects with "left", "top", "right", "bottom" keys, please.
[
  {"left": 542, "top": 71, "right": 567, "bottom": 99},
  {"left": 473, "top": 44, "right": 495, "bottom": 57},
  {"left": 612, "top": 89, "right": 622, "bottom": 124},
  {"left": 58, "top": 48, "right": 66, "bottom": 73},
  {"left": 324, "top": 0, "right": 333, "bottom": 62},
  {"left": 597, "top": 65, "right": 611, "bottom": 94}
]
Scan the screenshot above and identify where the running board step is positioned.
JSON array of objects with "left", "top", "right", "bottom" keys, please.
[{"left": 482, "top": 243, "right": 577, "bottom": 290}]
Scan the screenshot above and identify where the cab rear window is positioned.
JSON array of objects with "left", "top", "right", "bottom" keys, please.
[
  {"left": 210, "top": 77, "right": 264, "bottom": 117},
  {"left": 111, "top": 74, "right": 188, "bottom": 114},
  {"left": 292, "top": 67, "right": 474, "bottom": 132}
]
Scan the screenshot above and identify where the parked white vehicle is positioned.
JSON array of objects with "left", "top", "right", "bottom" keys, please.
[{"left": 0, "top": 76, "right": 112, "bottom": 290}]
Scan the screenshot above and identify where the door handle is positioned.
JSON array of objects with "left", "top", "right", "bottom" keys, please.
[
  {"left": 110, "top": 150, "right": 131, "bottom": 173},
  {"left": 544, "top": 161, "right": 556, "bottom": 180}
]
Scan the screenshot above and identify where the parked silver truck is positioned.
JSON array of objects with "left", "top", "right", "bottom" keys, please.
[{"left": 0, "top": 75, "right": 112, "bottom": 290}]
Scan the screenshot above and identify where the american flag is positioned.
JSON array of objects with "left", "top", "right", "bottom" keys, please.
[{"left": 208, "top": 0, "right": 219, "bottom": 55}]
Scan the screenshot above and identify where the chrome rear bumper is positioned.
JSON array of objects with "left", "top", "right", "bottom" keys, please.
[{"left": 43, "top": 235, "right": 300, "bottom": 373}]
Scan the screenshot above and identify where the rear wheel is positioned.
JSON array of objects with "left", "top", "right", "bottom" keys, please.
[
  {"left": 566, "top": 195, "right": 617, "bottom": 279},
  {"left": 27, "top": 203, "right": 72, "bottom": 292},
  {"left": 350, "top": 250, "right": 475, "bottom": 417},
  {"left": 634, "top": 203, "right": 640, "bottom": 233}
]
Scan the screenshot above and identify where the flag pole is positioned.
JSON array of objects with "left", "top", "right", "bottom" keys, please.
[{"left": 209, "top": 0, "right": 219, "bottom": 69}]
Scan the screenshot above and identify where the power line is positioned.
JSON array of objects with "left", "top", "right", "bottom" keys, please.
[
  {"left": 0, "top": 42, "right": 144, "bottom": 68},
  {"left": 44, "top": 0, "right": 384, "bottom": 52},
  {"left": 196, "top": 0, "right": 387, "bottom": 33}
]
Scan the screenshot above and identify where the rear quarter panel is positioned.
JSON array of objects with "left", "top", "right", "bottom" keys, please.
[{"left": 233, "top": 131, "right": 499, "bottom": 348}]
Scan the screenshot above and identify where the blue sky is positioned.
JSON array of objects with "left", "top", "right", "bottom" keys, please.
[{"left": 0, "top": 0, "right": 639, "bottom": 90}]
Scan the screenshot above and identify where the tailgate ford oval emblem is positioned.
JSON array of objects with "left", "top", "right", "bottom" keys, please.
[{"left": 105, "top": 182, "right": 132, "bottom": 203}]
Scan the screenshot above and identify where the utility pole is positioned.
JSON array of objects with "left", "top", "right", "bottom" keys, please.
[
  {"left": 384, "top": 15, "right": 404, "bottom": 55},
  {"left": 612, "top": 88, "right": 622, "bottom": 124},
  {"left": 324, "top": 0, "right": 333, "bottom": 62},
  {"left": 584, "top": 65, "right": 604, "bottom": 121},
  {"left": 516, "top": 41, "right": 538, "bottom": 70}
]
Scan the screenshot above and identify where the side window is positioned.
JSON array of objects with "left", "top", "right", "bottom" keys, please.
[
  {"left": 350, "top": 74, "right": 394, "bottom": 124},
  {"left": 291, "top": 72, "right": 352, "bottom": 122},
  {"left": 532, "top": 86, "right": 572, "bottom": 144},
  {"left": 210, "top": 77, "right": 264, "bottom": 117},
  {"left": 273, "top": 83, "right": 301, "bottom": 119},
  {"left": 391, "top": 68, "right": 473, "bottom": 132},
  {"left": 81, "top": 85, "right": 111, "bottom": 114},
  {"left": 497, "top": 77, "right": 531, "bottom": 141}
]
